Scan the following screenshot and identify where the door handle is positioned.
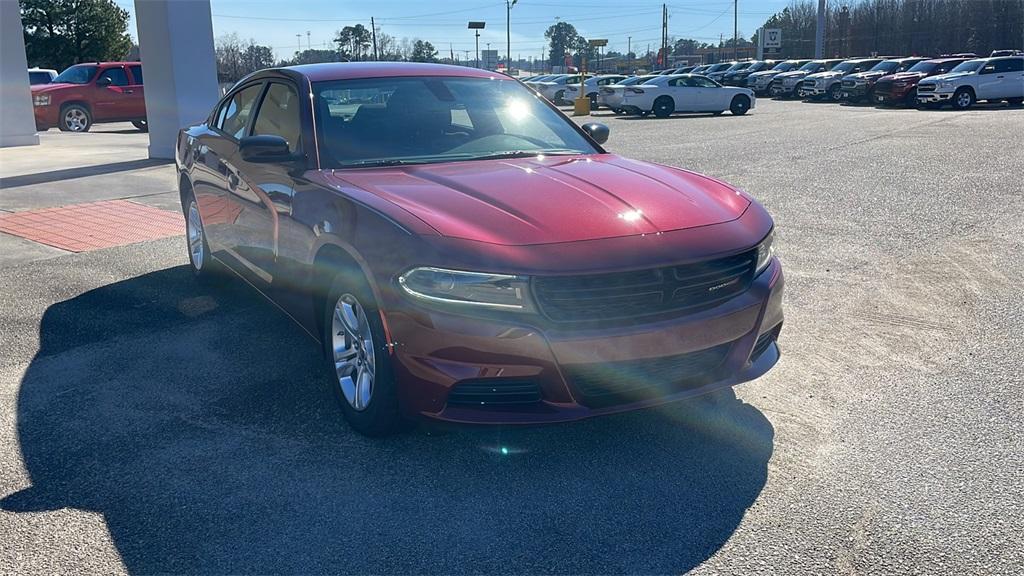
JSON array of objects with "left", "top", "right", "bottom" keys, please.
[
  {"left": 228, "top": 173, "right": 239, "bottom": 189},
  {"left": 123, "top": 89, "right": 134, "bottom": 94}
]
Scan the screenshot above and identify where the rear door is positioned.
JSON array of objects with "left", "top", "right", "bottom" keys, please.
[
  {"left": 126, "top": 64, "right": 146, "bottom": 120},
  {"left": 975, "top": 60, "right": 1003, "bottom": 99},
  {"left": 91, "top": 66, "right": 134, "bottom": 121},
  {"left": 990, "top": 57, "right": 1023, "bottom": 99}
]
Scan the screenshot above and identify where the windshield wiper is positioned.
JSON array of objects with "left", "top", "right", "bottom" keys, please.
[
  {"left": 341, "top": 158, "right": 430, "bottom": 168},
  {"left": 458, "top": 149, "right": 585, "bottom": 162}
]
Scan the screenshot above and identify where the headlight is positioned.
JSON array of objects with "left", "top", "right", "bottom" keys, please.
[
  {"left": 893, "top": 81, "right": 909, "bottom": 88},
  {"left": 755, "top": 231, "right": 775, "bottom": 274},
  {"left": 33, "top": 94, "right": 50, "bottom": 106},
  {"left": 398, "top": 267, "right": 533, "bottom": 311},
  {"left": 937, "top": 81, "right": 953, "bottom": 90}
]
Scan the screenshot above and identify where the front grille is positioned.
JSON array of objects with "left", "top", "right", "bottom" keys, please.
[
  {"left": 842, "top": 79, "right": 856, "bottom": 88},
  {"left": 446, "top": 379, "right": 542, "bottom": 407},
  {"left": 532, "top": 249, "right": 757, "bottom": 324},
  {"left": 875, "top": 80, "right": 893, "bottom": 95},
  {"left": 801, "top": 79, "right": 816, "bottom": 89},
  {"left": 917, "top": 84, "right": 935, "bottom": 92},
  {"left": 565, "top": 343, "right": 731, "bottom": 407}
]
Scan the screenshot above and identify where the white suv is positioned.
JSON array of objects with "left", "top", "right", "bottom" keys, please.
[{"left": 917, "top": 56, "right": 1024, "bottom": 109}]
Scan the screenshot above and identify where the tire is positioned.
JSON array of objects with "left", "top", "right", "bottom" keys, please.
[
  {"left": 952, "top": 87, "right": 975, "bottom": 110},
  {"left": 730, "top": 95, "right": 751, "bottom": 115},
  {"left": 588, "top": 93, "right": 599, "bottom": 110},
  {"left": 1008, "top": 98, "right": 1023, "bottom": 107},
  {"left": 132, "top": 120, "right": 148, "bottom": 132},
  {"left": 652, "top": 95, "right": 674, "bottom": 118},
  {"left": 613, "top": 108, "right": 623, "bottom": 115},
  {"left": 904, "top": 89, "right": 918, "bottom": 108},
  {"left": 323, "top": 269, "right": 402, "bottom": 436},
  {"left": 554, "top": 90, "right": 565, "bottom": 105},
  {"left": 183, "top": 192, "right": 219, "bottom": 281},
  {"left": 58, "top": 104, "right": 92, "bottom": 132},
  {"left": 827, "top": 84, "right": 842, "bottom": 101},
  {"left": 712, "top": 111, "right": 724, "bottom": 116}
]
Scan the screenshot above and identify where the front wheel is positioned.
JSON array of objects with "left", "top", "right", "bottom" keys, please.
[
  {"left": 132, "top": 119, "right": 148, "bottom": 132},
  {"left": 730, "top": 95, "right": 751, "bottom": 115},
  {"left": 952, "top": 88, "right": 975, "bottom": 110},
  {"left": 324, "top": 271, "right": 402, "bottom": 436},
  {"left": 589, "top": 93, "right": 599, "bottom": 109},
  {"left": 652, "top": 95, "right": 674, "bottom": 118},
  {"left": 1007, "top": 98, "right": 1023, "bottom": 107},
  {"left": 828, "top": 84, "right": 842, "bottom": 101}
]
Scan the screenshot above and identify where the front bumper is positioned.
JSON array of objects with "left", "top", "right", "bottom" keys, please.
[
  {"left": 916, "top": 90, "right": 953, "bottom": 103},
  {"left": 384, "top": 259, "right": 785, "bottom": 424},
  {"left": 33, "top": 105, "right": 55, "bottom": 130},
  {"left": 841, "top": 84, "right": 871, "bottom": 99},
  {"left": 798, "top": 84, "right": 827, "bottom": 97}
]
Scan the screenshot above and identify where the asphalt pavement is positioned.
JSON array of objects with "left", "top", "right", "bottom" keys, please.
[{"left": 1, "top": 100, "right": 1022, "bottom": 574}]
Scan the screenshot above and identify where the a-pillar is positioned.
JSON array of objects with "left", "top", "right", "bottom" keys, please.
[
  {"left": 134, "top": 0, "right": 219, "bottom": 159},
  {"left": 0, "top": 1, "right": 39, "bottom": 148}
]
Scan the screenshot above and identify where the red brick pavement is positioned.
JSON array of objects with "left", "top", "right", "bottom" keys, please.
[{"left": 0, "top": 199, "right": 184, "bottom": 253}]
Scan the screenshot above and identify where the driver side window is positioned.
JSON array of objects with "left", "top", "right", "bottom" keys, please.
[
  {"left": 97, "top": 67, "right": 129, "bottom": 86},
  {"left": 216, "top": 83, "right": 264, "bottom": 140}
]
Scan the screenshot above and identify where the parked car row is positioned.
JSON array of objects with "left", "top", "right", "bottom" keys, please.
[
  {"left": 521, "top": 71, "right": 757, "bottom": 118},
  {"left": 745, "top": 51, "right": 1023, "bottom": 110}
]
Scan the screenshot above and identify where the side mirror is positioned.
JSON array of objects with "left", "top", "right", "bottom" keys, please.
[
  {"left": 96, "top": 76, "right": 112, "bottom": 87},
  {"left": 239, "top": 135, "right": 301, "bottom": 163},
  {"left": 581, "top": 122, "right": 609, "bottom": 145}
]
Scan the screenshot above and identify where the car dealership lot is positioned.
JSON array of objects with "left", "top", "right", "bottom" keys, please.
[{"left": 1, "top": 101, "right": 1022, "bottom": 574}]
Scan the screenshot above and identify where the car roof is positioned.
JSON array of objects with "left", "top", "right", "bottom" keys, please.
[{"left": 284, "top": 62, "right": 500, "bottom": 82}]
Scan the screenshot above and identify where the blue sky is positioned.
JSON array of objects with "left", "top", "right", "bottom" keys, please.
[{"left": 117, "top": 0, "right": 792, "bottom": 61}]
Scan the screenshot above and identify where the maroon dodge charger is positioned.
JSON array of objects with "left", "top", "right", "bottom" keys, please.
[{"left": 176, "top": 62, "right": 783, "bottom": 436}]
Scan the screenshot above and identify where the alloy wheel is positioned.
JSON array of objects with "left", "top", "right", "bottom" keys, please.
[
  {"left": 957, "top": 91, "right": 972, "bottom": 108},
  {"left": 332, "top": 293, "right": 375, "bottom": 411},
  {"left": 64, "top": 108, "right": 88, "bottom": 131},
  {"left": 187, "top": 200, "right": 205, "bottom": 270}
]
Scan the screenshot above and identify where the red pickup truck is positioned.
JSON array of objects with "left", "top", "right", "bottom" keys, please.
[{"left": 31, "top": 62, "right": 147, "bottom": 132}]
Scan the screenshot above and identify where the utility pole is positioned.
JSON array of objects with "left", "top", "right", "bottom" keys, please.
[
  {"left": 468, "top": 21, "right": 486, "bottom": 69},
  {"left": 815, "top": 0, "right": 826, "bottom": 59},
  {"left": 661, "top": 4, "right": 668, "bottom": 68},
  {"left": 506, "top": 0, "right": 517, "bottom": 73},
  {"left": 450, "top": 43, "right": 454, "bottom": 63},
  {"left": 370, "top": 18, "right": 379, "bottom": 61},
  {"left": 307, "top": 31, "right": 311, "bottom": 51},
  {"left": 295, "top": 33, "right": 301, "bottom": 53},
  {"left": 733, "top": 0, "right": 738, "bottom": 60}
]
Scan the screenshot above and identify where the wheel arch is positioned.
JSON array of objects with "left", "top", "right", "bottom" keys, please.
[
  {"left": 310, "top": 241, "right": 382, "bottom": 351},
  {"left": 59, "top": 100, "right": 91, "bottom": 114}
]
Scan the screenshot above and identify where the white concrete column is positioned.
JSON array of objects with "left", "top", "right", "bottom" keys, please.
[
  {"left": 0, "top": 1, "right": 39, "bottom": 148},
  {"left": 134, "top": 0, "right": 219, "bottom": 159}
]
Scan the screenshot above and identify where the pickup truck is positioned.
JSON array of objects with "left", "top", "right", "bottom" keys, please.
[
  {"left": 32, "top": 61, "right": 147, "bottom": 132},
  {"left": 840, "top": 57, "right": 926, "bottom": 102},
  {"left": 916, "top": 56, "right": 1024, "bottom": 109},
  {"left": 771, "top": 59, "right": 843, "bottom": 98},
  {"left": 872, "top": 57, "right": 970, "bottom": 106},
  {"left": 798, "top": 58, "right": 882, "bottom": 101}
]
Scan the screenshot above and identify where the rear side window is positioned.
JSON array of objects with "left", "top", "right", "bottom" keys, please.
[
  {"left": 129, "top": 65, "right": 143, "bottom": 85},
  {"left": 29, "top": 71, "right": 51, "bottom": 84},
  {"left": 217, "top": 83, "right": 264, "bottom": 139},
  {"left": 994, "top": 58, "right": 1023, "bottom": 73},
  {"left": 251, "top": 83, "right": 302, "bottom": 152},
  {"left": 98, "top": 67, "right": 129, "bottom": 86}
]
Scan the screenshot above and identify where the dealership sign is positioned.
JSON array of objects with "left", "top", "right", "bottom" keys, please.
[{"left": 764, "top": 29, "right": 782, "bottom": 49}]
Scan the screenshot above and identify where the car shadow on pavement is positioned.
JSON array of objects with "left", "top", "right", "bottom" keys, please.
[
  {"left": 2, "top": 265, "right": 774, "bottom": 574},
  {"left": 0, "top": 158, "right": 171, "bottom": 189}
]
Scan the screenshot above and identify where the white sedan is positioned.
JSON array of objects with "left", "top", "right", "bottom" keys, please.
[
  {"left": 619, "top": 74, "right": 756, "bottom": 117},
  {"left": 599, "top": 75, "right": 657, "bottom": 112}
]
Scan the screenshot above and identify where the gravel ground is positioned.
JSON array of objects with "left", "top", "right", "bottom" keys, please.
[{"left": 1, "top": 99, "right": 1022, "bottom": 574}]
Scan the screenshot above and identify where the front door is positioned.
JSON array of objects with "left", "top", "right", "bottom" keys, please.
[
  {"left": 91, "top": 66, "right": 134, "bottom": 121},
  {"left": 228, "top": 82, "right": 305, "bottom": 286}
]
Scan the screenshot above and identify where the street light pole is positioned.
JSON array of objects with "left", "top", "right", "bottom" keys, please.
[
  {"left": 506, "top": 0, "right": 517, "bottom": 72},
  {"left": 468, "top": 21, "right": 486, "bottom": 69}
]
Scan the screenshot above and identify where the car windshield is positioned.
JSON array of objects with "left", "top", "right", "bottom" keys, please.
[
  {"left": 830, "top": 62, "right": 858, "bottom": 73},
  {"left": 906, "top": 61, "right": 938, "bottom": 74},
  {"left": 798, "top": 61, "right": 823, "bottom": 71},
  {"left": 773, "top": 61, "right": 799, "bottom": 71},
  {"left": 950, "top": 59, "right": 984, "bottom": 73},
  {"left": 728, "top": 62, "right": 753, "bottom": 71},
  {"left": 53, "top": 65, "right": 97, "bottom": 84},
  {"left": 870, "top": 61, "right": 900, "bottom": 73},
  {"left": 314, "top": 76, "right": 598, "bottom": 168}
]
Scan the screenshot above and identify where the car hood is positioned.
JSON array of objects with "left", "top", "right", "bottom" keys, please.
[
  {"left": 924, "top": 71, "right": 975, "bottom": 83},
  {"left": 30, "top": 82, "right": 78, "bottom": 94},
  {"left": 317, "top": 154, "right": 750, "bottom": 246},
  {"left": 775, "top": 70, "right": 811, "bottom": 80},
  {"left": 847, "top": 71, "right": 887, "bottom": 80},
  {"left": 879, "top": 71, "right": 927, "bottom": 82},
  {"left": 806, "top": 71, "right": 843, "bottom": 80}
]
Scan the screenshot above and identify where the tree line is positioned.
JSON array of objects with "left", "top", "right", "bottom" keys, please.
[{"left": 761, "top": 0, "right": 1022, "bottom": 59}]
